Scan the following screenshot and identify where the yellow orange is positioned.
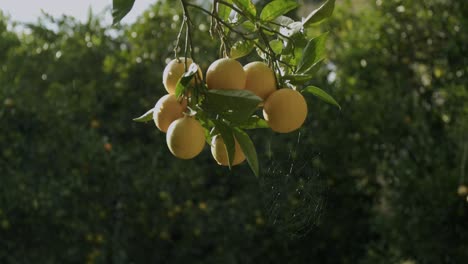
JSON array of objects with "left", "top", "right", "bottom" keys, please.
[
  {"left": 244, "top": 61, "right": 277, "bottom": 100},
  {"left": 206, "top": 58, "right": 246, "bottom": 90},
  {"left": 263, "top": 88, "right": 307, "bottom": 133},
  {"left": 163, "top": 57, "right": 201, "bottom": 94},
  {"left": 211, "top": 135, "right": 245, "bottom": 166},
  {"left": 153, "top": 94, "right": 187, "bottom": 133},
  {"left": 166, "top": 116, "right": 205, "bottom": 159}
]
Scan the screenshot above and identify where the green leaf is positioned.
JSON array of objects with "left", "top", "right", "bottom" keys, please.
[
  {"left": 232, "top": 20, "right": 255, "bottom": 35},
  {"left": 195, "top": 107, "right": 216, "bottom": 144},
  {"left": 296, "top": 32, "right": 328, "bottom": 73},
  {"left": 260, "top": 0, "right": 299, "bottom": 21},
  {"left": 302, "top": 0, "right": 335, "bottom": 27},
  {"left": 240, "top": 20, "right": 256, "bottom": 32},
  {"left": 280, "top": 33, "right": 307, "bottom": 67},
  {"left": 256, "top": 47, "right": 268, "bottom": 60},
  {"left": 112, "top": 0, "right": 135, "bottom": 25},
  {"left": 175, "top": 63, "right": 199, "bottom": 98},
  {"left": 303, "top": 58, "right": 324, "bottom": 75},
  {"left": 218, "top": 0, "right": 233, "bottom": 21},
  {"left": 230, "top": 40, "right": 255, "bottom": 59},
  {"left": 232, "top": 0, "right": 257, "bottom": 18},
  {"left": 195, "top": 105, "right": 215, "bottom": 127},
  {"left": 274, "top": 15, "right": 295, "bottom": 26},
  {"left": 279, "top": 21, "right": 303, "bottom": 37},
  {"left": 200, "top": 89, "right": 262, "bottom": 124},
  {"left": 133, "top": 108, "right": 154, "bottom": 122},
  {"left": 239, "top": 115, "right": 270, "bottom": 129},
  {"left": 213, "top": 120, "right": 235, "bottom": 168},
  {"left": 269, "top": 39, "right": 283, "bottom": 54},
  {"left": 302, "top": 86, "right": 341, "bottom": 109},
  {"left": 233, "top": 128, "right": 259, "bottom": 176},
  {"left": 283, "top": 74, "right": 314, "bottom": 84}
]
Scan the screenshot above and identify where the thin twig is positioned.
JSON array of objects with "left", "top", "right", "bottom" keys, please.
[
  {"left": 218, "top": 0, "right": 248, "bottom": 19},
  {"left": 185, "top": 3, "right": 273, "bottom": 57},
  {"left": 174, "top": 19, "right": 186, "bottom": 59}
]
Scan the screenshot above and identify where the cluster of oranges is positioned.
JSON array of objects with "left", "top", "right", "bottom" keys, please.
[{"left": 153, "top": 57, "right": 308, "bottom": 166}]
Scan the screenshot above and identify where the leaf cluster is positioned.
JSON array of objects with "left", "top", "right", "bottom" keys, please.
[{"left": 121, "top": 0, "right": 339, "bottom": 176}]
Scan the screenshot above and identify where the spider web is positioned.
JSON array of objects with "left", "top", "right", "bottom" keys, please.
[{"left": 260, "top": 132, "right": 326, "bottom": 239}]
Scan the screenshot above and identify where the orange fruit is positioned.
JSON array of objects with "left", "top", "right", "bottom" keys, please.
[
  {"left": 263, "top": 89, "right": 307, "bottom": 133},
  {"left": 153, "top": 94, "right": 187, "bottom": 133},
  {"left": 163, "top": 57, "right": 201, "bottom": 94},
  {"left": 211, "top": 135, "right": 245, "bottom": 166},
  {"left": 244, "top": 61, "right": 277, "bottom": 100},
  {"left": 166, "top": 116, "right": 205, "bottom": 159},
  {"left": 206, "top": 58, "right": 246, "bottom": 90}
]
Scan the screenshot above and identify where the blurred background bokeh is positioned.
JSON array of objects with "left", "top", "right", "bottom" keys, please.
[{"left": 1, "top": 0, "right": 467, "bottom": 263}]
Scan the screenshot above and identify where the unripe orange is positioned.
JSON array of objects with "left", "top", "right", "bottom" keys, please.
[
  {"left": 166, "top": 116, "right": 205, "bottom": 159},
  {"left": 206, "top": 58, "right": 246, "bottom": 90},
  {"left": 211, "top": 135, "right": 245, "bottom": 166},
  {"left": 163, "top": 57, "right": 201, "bottom": 94},
  {"left": 153, "top": 94, "right": 187, "bottom": 133},
  {"left": 263, "top": 89, "right": 307, "bottom": 133},
  {"left": 244, "top": 61, "right": 277, "bottom": 100}
]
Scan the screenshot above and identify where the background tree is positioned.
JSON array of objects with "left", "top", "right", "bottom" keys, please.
[{"left": 1, "top": 0, "right": 467, "bottom": 263}]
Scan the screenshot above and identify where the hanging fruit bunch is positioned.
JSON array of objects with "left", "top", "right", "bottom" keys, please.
[{"left": 113, "top": 0, "right": 341, "bottom": 176}]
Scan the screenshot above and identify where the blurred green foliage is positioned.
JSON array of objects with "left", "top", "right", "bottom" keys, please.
[{"left": 0, "top": 0, "right": 467, "bottom": 263}]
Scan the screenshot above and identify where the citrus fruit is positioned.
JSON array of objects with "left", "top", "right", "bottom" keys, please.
[
  {"left": 166, "top": 116, "right": 205, "bottom": 159},
  {"left": 163, "top": 57, "right": 201, "bottom": 94},
  {"left": 153, "top": 94, "right": 187, "bottom": 133},
  {"left": 211, "top": 135, "right": 245, "bottom": 166},
  {"left": 244, "top": 61, "right": 277, "bottom": 100},
  {"left": 263, "top": 88, "right": 307, "bottom": 133},
  {"left": 206, "top": 58, "right": 246, "bottom": 90}
]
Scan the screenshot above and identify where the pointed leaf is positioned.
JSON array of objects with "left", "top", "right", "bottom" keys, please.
[
  {"left": 303, "top": 58, "right": 325, "bottom": 75},
  {"left": 233, "top": 128, "right": 259, "bottom": 176},
  {"left": 279, "top": 21, "right": 303, "bottom": 37},
  {"left": 201, "top": 89, "right": 262, "bottom": 124},
  {"left": 302, "top": 86, "right": 341, "bottom": 109},
  {"left": 296, "top": 32, "right": 328, "bottom": 73},
  {"left": 274, "top": 15, "right": 295, "bottom": 26},
  {"left": 283, "top": 74, "right": 313, "bottom": 84},
  {"left": 232, "top": 0, "right": 257, "bottom": 18},
  {"left": 260, "top": 0, "right": 299, "bottom": 21},
  {"left": 218, "top": 0, "right": 233, "bottom": 21},
  {"left": 302, "top": 0, "right": 335, "bottom": 27},
  {"left": 239, "top": 115, "right": 270, "bottom": 129},
  {"left": 175, "top": 63, "right": 199, "bottom": 98},
  {"left": 133, "top": 108, "right": 154, "bottom": 122},
  {"left": 112, "top": 0, "right": 135, "bottom": 25},
  {"left": 269, "top": 39, "right": 283, "bottom": 54},
  {"left": 240, "top": 20, "right": 256, "bottom": 32},
  {"left": 213, "top": 120, "right": 235, "bottom": 168},
  {"left": 230, "top": 40, "right": 255, "bottom": 59}
]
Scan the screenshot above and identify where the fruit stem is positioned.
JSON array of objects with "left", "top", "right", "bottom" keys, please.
[
  {"left": 185, "top": 3, "right": 273, "bottom": 59},
  {"left": 180, "top": 0, "right": 195, "bottom": 60},
  {"left": 258, "top": 29, "right": 283, "bottom": 88},
  {"left": 173, "top": 14, "right": 186, "bottom": 59}
]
